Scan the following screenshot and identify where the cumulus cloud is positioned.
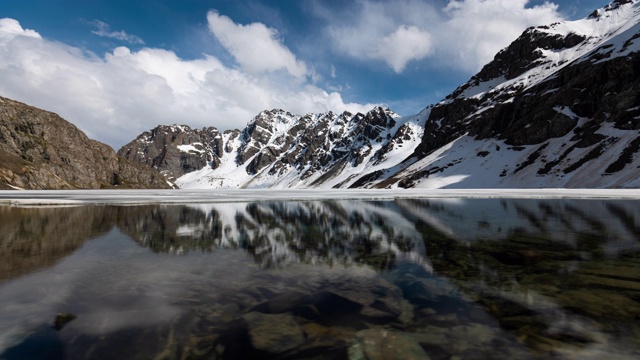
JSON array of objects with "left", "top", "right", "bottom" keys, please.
[
  {"left": 207, "top": 10, "right": 308, "bottom": 78},
  {"left": 0, "top": 17, "right": 376, "bottom": 149},
  {"left": 322, "top": 0, "right": 438, "bottom": 73},
  {"left": 317, "top": 0, "right": 563, "bottom": 73},
  {"left": 375, "top": 25, "right": 432, "bottom": 73},
  {"left": 89, "top": 20, "right": 145, "bottom": 45},
  {"left": 0, "top": 18, "right": 40, "bottom": 39}
]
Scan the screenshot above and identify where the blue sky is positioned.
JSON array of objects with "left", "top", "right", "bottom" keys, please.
[{"left": 0, "top": 0, "right": 609, "bottom": 148}]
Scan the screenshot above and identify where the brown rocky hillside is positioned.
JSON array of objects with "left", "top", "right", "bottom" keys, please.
[{"left": 0, "top": 96, "right": 171, "bottom": 189}]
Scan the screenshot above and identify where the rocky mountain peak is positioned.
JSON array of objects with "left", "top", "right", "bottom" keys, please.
[
  {"left": 610, "top": 0, "right": 635, "bottom": 10},
  {"left": 248, "top": 109, "right": 297, "bottom": 129},
  {"left": 590, "top": 0, "right": 636, "bottom": 18},
  {"left": 479, "top": 27, "right": 584, "bottom": 81},
  {"left": 117, "top": 123, "right": 223, "bottom": 181},
  {"left": 448, "top": 25, "right": 588, "bottom": 101}
]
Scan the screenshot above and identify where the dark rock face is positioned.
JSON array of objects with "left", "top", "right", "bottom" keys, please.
[
  {"left": 117, "top": 124, "right": 233, "bottom": 181},
  {"left": 0, "top": 97, "right": 170, "bottom": 189},
  {"left": 467, "top": 27, "right": 585, "bottom": 85},
  {"left": 420, "top": 8, "right": 637, "bottom": 153},
  {"left": 465, "top": 52, "right": 640, "bottom": 146},
  {"left": 416, "top": 26, "right": 594, "bottom": 159}
]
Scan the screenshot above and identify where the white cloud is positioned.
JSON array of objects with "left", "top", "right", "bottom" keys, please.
[
  {"left": 0, "top": 18, "right": 40, "bottom": 39},
  {"left": 322, "top": 0, "right": 438, "bottom": 73},
  {"left": 0, "top": 18, "right": 376, "bottom": 149},
  {"left": 207, "top": 10, "right": 308, "bottom": 78},
  {"left": 317, "top": 0, "right": 563, "bottom": 73},
  {"left": 374, "top": 25, "right": 432, "bottom": 73},
  {"left": 90, "top": 20, "right": 145, "bottom": 45}
]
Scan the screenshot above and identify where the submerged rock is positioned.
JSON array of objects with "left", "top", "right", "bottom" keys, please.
[
  {"left": 349, "top": 328, "right": 431, "bottom": 360},
  {"left": 53, "top": 312, "right": 76, "bottom": 331},
  {"left": 242, "top": 312, "right": 305, "bottom": 354}
]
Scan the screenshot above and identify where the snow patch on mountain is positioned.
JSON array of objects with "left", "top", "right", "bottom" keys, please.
[{"left": 177, "top": 143, "right": 205, "bottom": 154}]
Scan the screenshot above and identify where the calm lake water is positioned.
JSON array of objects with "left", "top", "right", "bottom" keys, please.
[{"left": 0, "top": 198, "right": 639, "bottom": 359}]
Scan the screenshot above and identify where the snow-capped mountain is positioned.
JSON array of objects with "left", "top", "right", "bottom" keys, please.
[
  {"left": 121, "top": 0, "right": 640, "bottom": 189},
  {"left": 366, "top": 0, "right": 640, "bottom": 189},
  {"left": 119, "top": 107, "right": 426, "bottom": 188}
]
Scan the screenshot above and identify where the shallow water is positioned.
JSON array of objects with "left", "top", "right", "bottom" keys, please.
[{"left": 0, "top": 198, "right": 639, "bottom": 359}]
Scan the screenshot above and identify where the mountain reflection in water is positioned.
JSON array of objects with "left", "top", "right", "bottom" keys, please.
[{"left": 0, "top": 199, "right": 639, "bottom": 359}]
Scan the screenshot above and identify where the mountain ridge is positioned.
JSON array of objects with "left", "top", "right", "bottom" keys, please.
[{"left": 119, "top": 106, "right": 427, "bottom": 189}]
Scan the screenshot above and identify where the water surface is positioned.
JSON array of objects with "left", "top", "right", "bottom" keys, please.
[{"left": 0, "top": 198, "right": 639, "bottom": 359}]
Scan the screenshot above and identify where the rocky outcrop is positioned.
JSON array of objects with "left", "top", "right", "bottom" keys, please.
[
  {"left": 414, "top": 28, "right": 594, "bottom": 159},
  {"left": 117, "top": 124, "right": 231, "bottom": 182},
  {"left": 0, "top": 96, "right": 170, "bottom": 189},
  {"left": 419, "top": 27, "right": 638, "bottom": 153}
]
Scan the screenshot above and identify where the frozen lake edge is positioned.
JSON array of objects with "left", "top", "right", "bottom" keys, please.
[{"left": 0, "top": 188, "right": 639, "bottom": 206}]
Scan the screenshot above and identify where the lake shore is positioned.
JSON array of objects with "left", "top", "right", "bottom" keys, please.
[{"left": 1, "top": 188, "right": 640, "bottom": 206}]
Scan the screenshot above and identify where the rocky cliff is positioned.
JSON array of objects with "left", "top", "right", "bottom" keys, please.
[
  {"left": 117, "top": 125, "right": 225, "bottom": 182},
  {"left": 0, "top": 96, "right": 171, "bottom": 189}
]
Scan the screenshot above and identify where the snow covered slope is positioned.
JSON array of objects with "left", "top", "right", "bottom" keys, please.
[
  {"left": 121, "top": 0, "right": 640, "bottom": 189},
  {"left": 364, "top": 0, "right": 640, "bottom": 189}
]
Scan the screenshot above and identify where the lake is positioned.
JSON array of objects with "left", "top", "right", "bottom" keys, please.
[{"left": 0, "top": 192, "right": 639, "bottom": 359}]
